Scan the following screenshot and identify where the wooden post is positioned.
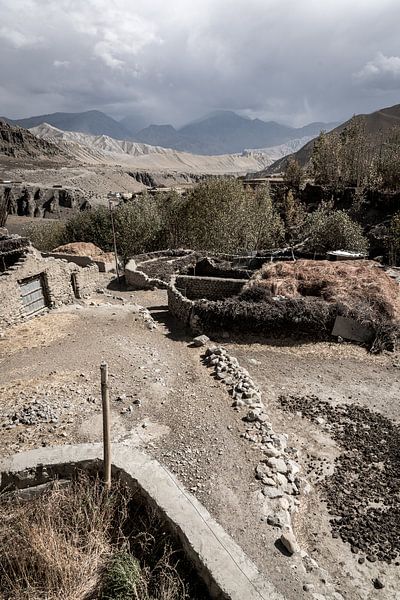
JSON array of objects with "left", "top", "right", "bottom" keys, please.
[{"left": 100, "top": 362, "right": 111, "bottom": 490}]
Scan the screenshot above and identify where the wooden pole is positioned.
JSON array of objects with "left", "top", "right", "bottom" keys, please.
[
  {"left": 108, "top": 199, "right": 121, "bottom": 288},
  {"left": 100, "top": 362, "right": 111, "bottom": 490}
]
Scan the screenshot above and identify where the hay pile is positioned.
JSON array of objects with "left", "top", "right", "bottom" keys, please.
[{"left": 243, "top": 260, "right": 400, "bottom": 322}]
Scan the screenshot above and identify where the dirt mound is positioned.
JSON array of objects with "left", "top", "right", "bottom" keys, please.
[
  {"left": 244, "top": 260, "right": 400, "bottom": 321},
  {"left": 53, "top": 242, "right": 114, "bottom": 263}
]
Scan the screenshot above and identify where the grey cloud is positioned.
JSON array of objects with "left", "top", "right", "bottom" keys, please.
[
  {"left": 354, "top": 53, "right": 400, "bottom": 91},
  {"left": 1, "top": 0, "right": 400, "bottom": 126}
]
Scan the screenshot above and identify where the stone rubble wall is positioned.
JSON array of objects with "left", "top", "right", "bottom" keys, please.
[
  {"left": 175, "top": 275, "right": 247, "bottom": 301},
  {"left": 73, "top": 264, "right": 100, "bottom": 299},
  {"left": 200, "top": 344, "right": 344, "bottom": 599},
  {"left": 167, "top": 277, "right": 194, "bottom": 325},
  {"left": 0, "top": 247, "right": 99, "bottom": 329},
  {"left": 125, "top": 259, "right": 168, "bottom": 290}
]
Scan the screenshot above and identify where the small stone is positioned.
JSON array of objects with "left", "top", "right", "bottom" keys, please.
[
  {"left": 303, "top": 583, "right": 314, "bottom": 592},
  {"left": 373, "top": 578, "right": 384, "bottom": 590},
  {"left": 267, "top": 457, "right": 288, "bottom": 474},
  {"left": 262, "top": 486, "right": 283, "bottom": 499},
  {"left": 193, "top": 335, "right": 210, "bottom": 347},
  {"left": 280, "top": 528, "right": 300, "bottom": 554}
]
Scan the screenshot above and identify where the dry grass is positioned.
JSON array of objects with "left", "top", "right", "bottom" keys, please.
[
  {"left": 0, "top": 475, "right": 206, "bottom": 600},
  {"left": 244, "top": 260, "right": 400, "bottom": 322},
  {"left": 0, "top": 476, "right": 125, "bottom": 600}
]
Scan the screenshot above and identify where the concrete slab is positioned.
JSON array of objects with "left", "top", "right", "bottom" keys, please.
[
  {"left": 0, "top": 444, "right": 284, "bottom": 600},
  {"left": 332, "top": 315, "right": 374, "bottom": 344}
]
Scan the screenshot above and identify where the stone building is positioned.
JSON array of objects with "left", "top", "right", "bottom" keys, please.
[{"left": 0, "top": 234, "right": 99, "bottom": 330}]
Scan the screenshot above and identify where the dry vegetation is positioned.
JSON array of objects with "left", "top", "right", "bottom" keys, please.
[
  {"left": 244, "top": 260, "right": 400, "bottom": 321},
  {"left": 0, "top": 474, "right": 207, "bottom": 600},
  {"left": 194, "top": 260, "right": 399, "bottom": 352}
]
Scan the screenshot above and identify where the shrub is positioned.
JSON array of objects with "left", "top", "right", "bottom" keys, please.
[
  {"left": 101, "top": 552, "right": 146, "bottom": 600},
  {"left": 305, "top": 206, "right": 369, "bottom": 254},
  {"left": 20, "top": 220, "right": 66, "bottom": 251}
]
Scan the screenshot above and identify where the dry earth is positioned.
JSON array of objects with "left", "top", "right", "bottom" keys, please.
[{"left": 0, "top": 279, "right": 399, "bottom": 600}]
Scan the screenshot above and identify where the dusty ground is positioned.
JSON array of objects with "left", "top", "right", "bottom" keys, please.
[{"left": 0, "top": 280, "right": 399, "bottom": 600}]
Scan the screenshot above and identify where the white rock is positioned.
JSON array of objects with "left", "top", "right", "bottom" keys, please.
[
  {"left": 280, "top": 528, "right": 300, "bottom": 554},
  {"left": 267, "top": 457, "right": 288, "bottom": 474},
  {"left": 263, "top": 486, "right": 284, "bottom": 499}
]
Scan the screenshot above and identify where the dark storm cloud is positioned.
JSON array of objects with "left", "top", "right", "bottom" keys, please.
[{"left": 1, "top": 0, "right": 400, "bottom": 126}]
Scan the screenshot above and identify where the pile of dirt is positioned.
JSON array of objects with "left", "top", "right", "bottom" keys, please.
[
  {"left": 52, "top": 241, "right": 114, "bottom": 263},
  {"left": 243, "top": 260, "right": 400, "bottom": 321}
]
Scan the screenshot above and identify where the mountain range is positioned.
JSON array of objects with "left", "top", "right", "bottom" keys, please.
[
  {"left": 264, "top": 102, "right": 400, "bottom": 174},
  {"left": 2, "top": 109, "right": 336, "bottom": 156}
]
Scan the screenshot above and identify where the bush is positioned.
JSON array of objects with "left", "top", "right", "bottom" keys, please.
[
  {"left": 101, "top": 552, "right": 145, "bottom": 600},
  {"left": 20, "top": 220, "right": 66, "bottom": 251},
  {"left": 305, "top": 206, "right": 369, "bottom": 254}
]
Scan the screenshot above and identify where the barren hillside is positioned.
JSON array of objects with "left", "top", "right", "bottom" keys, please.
[{"left": 0, "top": 120, "right": 68, "bottom": 161}]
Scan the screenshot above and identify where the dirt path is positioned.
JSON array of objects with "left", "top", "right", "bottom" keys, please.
[{"left": 1, "top": 283, "right": 399, "bottom": 599}]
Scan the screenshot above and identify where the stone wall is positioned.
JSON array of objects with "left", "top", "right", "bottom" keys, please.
[
  {"left": 125, "top": 259, "right": 169, "bottom": 290},
  {"left": 0, "top": 247, "right": 99, "bottom": 329},
  {"left": 175, "top": 275, "right": 247, "bottom": 301},
  {"left": 74, "top": 264, "right": 100, "bottom": 299},
  {"left": 167, "top": 278, "right": 194, "bottom": 325}
]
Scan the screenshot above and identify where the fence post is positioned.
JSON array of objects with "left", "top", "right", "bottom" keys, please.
[{"left": 100, "top": 362, "right": 111, "bottom": 490}]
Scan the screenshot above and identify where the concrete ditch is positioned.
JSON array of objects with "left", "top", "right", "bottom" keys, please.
[{"left": 0, "top": 443, "right": 284, "bottom": 600}]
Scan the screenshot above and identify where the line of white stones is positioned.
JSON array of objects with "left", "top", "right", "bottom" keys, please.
[{"left": 202, "top": 345, "right": 307, "bottom": 554}]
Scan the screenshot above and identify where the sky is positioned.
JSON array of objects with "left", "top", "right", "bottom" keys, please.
[{"left": 1, "top": 0, "right": 400, "bottom": 128}]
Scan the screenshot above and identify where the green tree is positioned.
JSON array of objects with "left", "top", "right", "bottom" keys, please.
[
  {"left": 387, "top": 212, "right": 400, "bottom": 266},
  {"left": 243, "top": 186, "right": 285, "bottom": 251},
  {"left": 114, "top": 194, "right": 161, "bottom": 263},
  {"left": 284, "top": 157, "right": 303, "bottom": 190},
  {"left": 311, "top": 131, "right": 341, "bottom": 187},
  {"left": 377, "top": 130, "right": 400, "bottom": 191},
  {"left": 180, "top": 178, "right": 247, "bottom": 252},
  {"left": 21, "top": 220, "right": 66, "bottom": 251},
  {"left": 64, "top": 206, "right": 113, "bottom": 251},
  {"left": 282, "top": 190, "right": 306, "bottom": 245}
]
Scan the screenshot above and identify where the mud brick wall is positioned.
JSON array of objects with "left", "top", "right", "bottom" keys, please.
[{"left": 175, "top": 275, "right": 247, "bottom": 301}]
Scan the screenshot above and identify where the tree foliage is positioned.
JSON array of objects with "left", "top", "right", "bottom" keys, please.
[
  {"left": 311, "top": 118, "right": 400, "bottom": 191},
  {"left": 281, "top": 190, "right": 306, "bottom": 245},
  {"left": 283, "top": 157, "right": 303, "bottom": 190},
  {"left": 20, "top": 220, "right": 66, "bottom": 251},
  {"left": 387, "top": 212, "right": 400, "bottom": 266}
]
